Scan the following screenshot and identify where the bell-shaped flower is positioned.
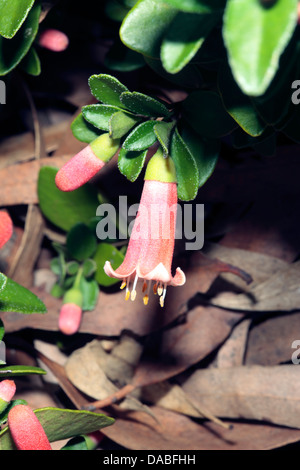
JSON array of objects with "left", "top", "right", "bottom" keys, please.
[
  {"left": 0, "top": 211, "right": 13, "bottom": 249},
  {"left": 104, "top": 147, "right": 185, "bottom": 307},
  {"left": 55, "top": 133, "right": 120, "bottom": 192}
]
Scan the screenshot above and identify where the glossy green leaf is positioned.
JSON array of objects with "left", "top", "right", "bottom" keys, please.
[
  {"left": 0, "top": 0, "right": 35, "bottom": 38},
  {"left": 154, "top": 121, "right": 175, "bottom": 155},
  {"left": 161, "top": 12, "right": 219, "bottom": 74},
  {"left": 66, "top": 223, "right": 97, "bottom": 262},
  {"left": 120, "top": 0, "right": 178, "bottom": 58},
  {"left": 122, "top": 120, "right": 157, "bottom": 151},
  {"left": 0, "top": 2, "right": 41, "bottom": 76},
  {"left": 181, "top": 90, "right": 237, "bottom": 138},
  {"left": 218, "top": 62, "right": 266, "bottom": 136},
  {"left": 105, "top": 38, "right": 145, "bottom": 72},
  {"left": 0, "top": 273, "right": 46, "bottom": 314},
  {"left": 82, "top": 104, "right": 122, "bottom": 131},
  {"left": 88, "top": 74, "right": 128, "bottom": 108},
  {"left": 71, "top": 113, "right": 103, "bottom": 144},
  {"left": 109, "top": 111, "right": 141, "bottom": 139},
  {"left": 20, "top": 47, "right": 41, "bottom": 76},
  {"left": 223, "top": 0, "right": 298, "bottom": 96},
  {"left": 79, "top": 277, "right": 99, "bottom": 311},
  {"left": 181, "top": 122, "right": 219, "bottom": 187},
  {"left": 38, "top": 167, "right": 100, "bottom": 232},
  {"left": 0, "top": 407, "right": 114, "bottom": 449},
  {"left": 170, "top": 127, "right": 199, "bottom": 201},
  {"left": 94, "top": 243, "right": 124, "bottom": 287},
  {"left": 120, "top": 91, "right": 170, "bottom": 117},
  {"left": 0, "top": 365, "right": 46, "bottom": 376},
  {"left": 161, "top": 0, "right": 225, "bottom": 13},
  {"left": 118, "top": 147, "right": 147, "bottom": 182}
]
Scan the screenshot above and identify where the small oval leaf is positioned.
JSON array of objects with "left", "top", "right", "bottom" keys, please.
[{"left": 122, "top": 120, "right": 157, "bottom": 151}]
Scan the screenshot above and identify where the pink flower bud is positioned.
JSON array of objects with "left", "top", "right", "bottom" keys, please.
[
  {"left": 8, "top": 404, "right": 52, "bottom": 450},
  {"left": 0, "top": 380, "right": 16, "bottom": 403},
  {"left": 0, "top": 211, "right": 13, "bottom": 249},
  {"left": 58, "top": 303, "right": 82, "bottom": 335},
  {"left": 38, "top": 29, "right": 69, "bottom": 52}
]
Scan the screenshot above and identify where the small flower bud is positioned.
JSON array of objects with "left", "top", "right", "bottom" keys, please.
[
  {"left": 58, "top": 288, "right": 83, "bottom": 335},
  {"left": 8, "top": 404, "right": 52, "bottom": 450},
  {"left": 38, "top": 29, "right": 69, "bottom": 52},
  {"left": 0, "top": 211, "right": 13, "bottom": 249},
  {"left": 0, "top": 380, "right": 16, "bottom": 413}
]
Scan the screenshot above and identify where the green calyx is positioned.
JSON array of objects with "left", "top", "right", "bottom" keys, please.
[
  {"left": 0, "top": 396, "right": 9, "bottom": 414},
  {"left": 90, "top": 133, "right": 120, "bottom": 162},
  {"left": 63, "top": 288, "right": 83, "bottom": 308},
  {"left": 144, "top": 146, "right": 177, "bottom": 183}
]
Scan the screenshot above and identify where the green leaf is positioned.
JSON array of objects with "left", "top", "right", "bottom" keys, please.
[
  {"left": 120, "top": 91, "right": 170, "bottom": 117},
  {"left": 120, "top": 0, "right": 178, "bottom": 58},
  {"left": 38, "top": 167, "right": 100, "bottom": 232},
  {"left": 20, "top": 47, "right": 41, "bottom": 76},
  {"left": 105, "top": 38, "right": 145, "bottom": 72},
  {"left": 71, "top": 113, "right": 103, "bottom": 144},
  {"left": 153, "top": 121, "right": 175, "bottom": 155},
  {"left": 118, "top": 147, "right": 147, "bottom": 182},
  {"left": 105, "top": 0, "right": 130, "bottom": 22},
  {"left": 181, "top": 122, "right": 219, "bottom": 187},
  {"left": 0, "top": 273, "right": 46, "bottom": 314},
  {"left": 0, "top": 1, "right": 41, "bottom": 76},
  {"left": 161, "top": 12, "right": 219, "bottom": 74},
  {"left": 122, "top": 120, "right": 157, "bottom": 151},
  {"left": 60, "top": 435, "right": 89, "bottom": 451},
  {"left": 88, "top": 74, "right": 128, "bottom": 108},
  {"left": 82, "top": 259, "right": 97, "bottom": 278},
  {"left": 0, "top": 0, "right": 35, "bottom": 39},
  {"left": 66, "top": 261, "right": 79, "bottom": 276},
  {"left": 223, "top": 0, "right": 298, "bottom": 96},
  {"left": 0, "top": 407, "right": 114, "bottom": 449},
  {"left": 79, "top": 277, "right": 99, "bottom": 311},
  {"left": 82, "top": 104, "right": 123, "bottom": 131},
  {"left": 66, "top": 223, "right": 97, "bottom": 262},
  {"left": 160, "top": 0, "right": 225, "bottom": 13},
  {"left": 170, "top": 127, "right": 199, "bottom": 201},
  {"left": 94, "top": 243, "right": 125, "bottom": 287},
  {"left": 109, "top": 111, "right": 141, "bottom": 139},
  {"left": 181, "top": 90, "right": 237, "bottom": 138},
  {"left": 0, "top": 365, "right": 46, "bottom": 376},
  {"left": 218, "top": 62, "right": 266, "bottom": 137}
]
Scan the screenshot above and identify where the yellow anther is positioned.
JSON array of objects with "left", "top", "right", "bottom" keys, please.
[
  {"left": 131, "top": 290, "right": 137, "bottom": 301},
  {"left": 159, "top": 296, "right": 164, "bottom": 308},
  {"left": 120, "top": 280, "right": 126, "bottom": 290},
  {"left": 125, "top": 290, "right": 130, "bottom": 301},
  {"left": 157, "top": 285, "right": 163, "bottom": 296},
  {"left": 143, "top": 295, "right": 149, "bottom": 305}
]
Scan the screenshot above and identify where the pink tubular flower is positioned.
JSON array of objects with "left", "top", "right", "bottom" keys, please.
[
  {"left": 38, "top": 29, "right": 69, "bottom": 52},
  {"left": 0, "top": 211, "right": 13, "bottom": 249},
  {"left": 55, "top": 133, "right": 120, "bottom": 192},
  {"left": 104, "top": 147, "right": 186, "bottom": 307},
  {"left": 58, "top": 288, "right": 83, "bottom": 335},
  {"left": 8, "top": 404, "right": 52, "bottom": 450}
]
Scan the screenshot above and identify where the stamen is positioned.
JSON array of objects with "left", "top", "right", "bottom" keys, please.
[
  {"left": 120, "top": 280, "right": 126, "bottom": 290},
  {"left": 157, "top": 283, "right": 163, "bottom": 296},
  {"left": 159, "top": 285, "right": 167, "bottom": 308},
  {"left": 143, "top": 281, "right": 152, "bottom": 306},
  {"left": 125, "top": 280, "right": 130, "bottom": 301},
  {"left": 153, "top": 283, "right": 158, "bottom": 295},
  {"left": 142, "top": 281, "right": 147, "bottom": 293},
  {"left": 131, "top": 274, "right": 139, "bottom": 301}
]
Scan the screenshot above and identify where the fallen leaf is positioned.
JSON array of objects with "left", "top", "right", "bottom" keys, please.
[{"left": 182, "top": 365, "right": 300, "bottom": 429}]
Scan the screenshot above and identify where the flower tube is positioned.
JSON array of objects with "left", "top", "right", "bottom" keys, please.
[
  {"left": 55, "top": 133, "right": 120, "bottom": 192},
  {"left": 8, "top": 405, "right": 52, "bottom": 450},
  {"left": 104, "top": 147, "right": 185, "bottom": 307}
]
